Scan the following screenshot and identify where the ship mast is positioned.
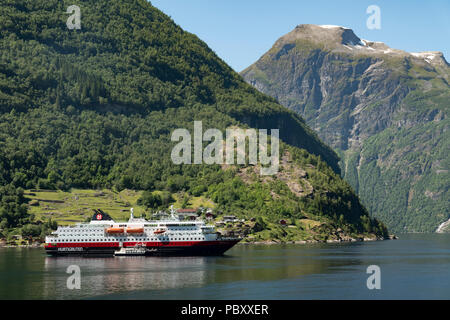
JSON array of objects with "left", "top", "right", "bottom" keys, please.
[{"left": 129, "top": 208, "right": 134, "bottom": 222}]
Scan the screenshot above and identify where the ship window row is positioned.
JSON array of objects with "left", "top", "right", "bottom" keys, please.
[
  {"left": 60, "top": 228, "right": 203, "bottom": 233},
  {"left": 58, "top": 237, "right": 206, "bottom": 242},
  {"left": 60, "top": 228, "right": 103, "bottom": 231},
  {"left": 60, "top": 233, "right": 205, "bottom": 237}
]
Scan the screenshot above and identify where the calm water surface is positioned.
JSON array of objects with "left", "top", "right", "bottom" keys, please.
[{"left": 1, "top": 234, "right": 449, "bottom": 299}]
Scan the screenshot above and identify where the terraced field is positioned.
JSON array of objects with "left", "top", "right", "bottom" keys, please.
[
  {"left": 24, "top": 189, "right": 217, "bottom": 226},
  {"left": 24, "top": 189, "right": 145, "bottom": 225}
]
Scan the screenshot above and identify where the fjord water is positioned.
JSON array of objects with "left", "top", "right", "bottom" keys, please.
[{"left": 1, "top": 234, "right": 449, "bottom": 300}]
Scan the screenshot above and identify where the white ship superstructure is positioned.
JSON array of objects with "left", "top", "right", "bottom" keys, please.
[{"left": 45, "top": 208, "right": 240, "bottom": 256}]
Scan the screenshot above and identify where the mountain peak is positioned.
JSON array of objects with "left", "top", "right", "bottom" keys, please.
[
  {"left": 274, "top": 24, "right": 448, "bottom": 66},
  {"left": 279, "top": 24, "right": 364, "bottom": 48},
  {"left": 410, "top": 51, "right": 449, "bottom": 66}
]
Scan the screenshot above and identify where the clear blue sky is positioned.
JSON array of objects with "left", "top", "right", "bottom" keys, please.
[{"left": 150, "top": 0, "right": 450, "bottom": 72}]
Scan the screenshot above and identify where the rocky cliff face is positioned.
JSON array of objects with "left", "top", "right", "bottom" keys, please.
[{"left": 242, "top": 24, "right": 449, "bottom": 233}]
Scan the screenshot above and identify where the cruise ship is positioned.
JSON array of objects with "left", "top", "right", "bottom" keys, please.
[{"left": 44, "top": 208, "right": 241, "bottom": 256}]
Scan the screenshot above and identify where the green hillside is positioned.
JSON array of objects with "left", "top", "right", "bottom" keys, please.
[{"left": 0, "top": 1, "right": 388, "bottom": 242}]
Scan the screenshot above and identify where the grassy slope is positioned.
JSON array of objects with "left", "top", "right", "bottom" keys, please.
[
  {"left": 25, "top": 189, "right": 145, "bottom": 225},
  {"left": 25, "top": 189, "right": 218, "bottom": 225}
]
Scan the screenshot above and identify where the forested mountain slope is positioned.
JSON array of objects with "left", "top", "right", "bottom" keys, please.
[{"left": 0, "top": 2, "right": 387, "bottom": 240}]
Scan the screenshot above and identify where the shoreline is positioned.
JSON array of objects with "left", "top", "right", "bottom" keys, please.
[
  {"left": 0, "top": 235, "right": 398, "bottom": 248},
  {"left": 239, "top": 235, "right": 398, "bottom": 245},
  {"left": 0, "top": 244, "right": 44, "bottom": 248}
]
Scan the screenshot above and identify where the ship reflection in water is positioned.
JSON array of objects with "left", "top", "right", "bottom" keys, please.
[
  {"left": 43, "top": 256, "right": 209, "bottom": 299},
  {"left": 41, "top": 243, "right": 347, "bottom": 299}
]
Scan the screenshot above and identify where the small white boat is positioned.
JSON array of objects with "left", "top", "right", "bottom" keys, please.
[{"left": 114, "top": 244, "right": 147, "bottom": 256}]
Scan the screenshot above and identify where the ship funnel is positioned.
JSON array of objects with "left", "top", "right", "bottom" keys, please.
[{"left": 91, "top": 209, "right": 114, "bottom": 222}]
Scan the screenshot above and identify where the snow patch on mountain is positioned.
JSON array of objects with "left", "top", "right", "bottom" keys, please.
[{"left": 319, "top": 25, "right": 350, "bottom": 30}]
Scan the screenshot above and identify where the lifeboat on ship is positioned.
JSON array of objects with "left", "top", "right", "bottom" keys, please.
[
  {"left": 154, "top": 228, "right": 166, "bottom": 235},
  {"left": 106, "top": 227, "right": 124, "bottom": 234},
  {"left": 126, "top": 227, "right": 144, "bottom": 234}
]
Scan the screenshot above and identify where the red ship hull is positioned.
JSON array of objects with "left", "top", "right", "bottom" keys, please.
[{"left": 44, "top": 239, "right": 240, "bottom": 256}]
